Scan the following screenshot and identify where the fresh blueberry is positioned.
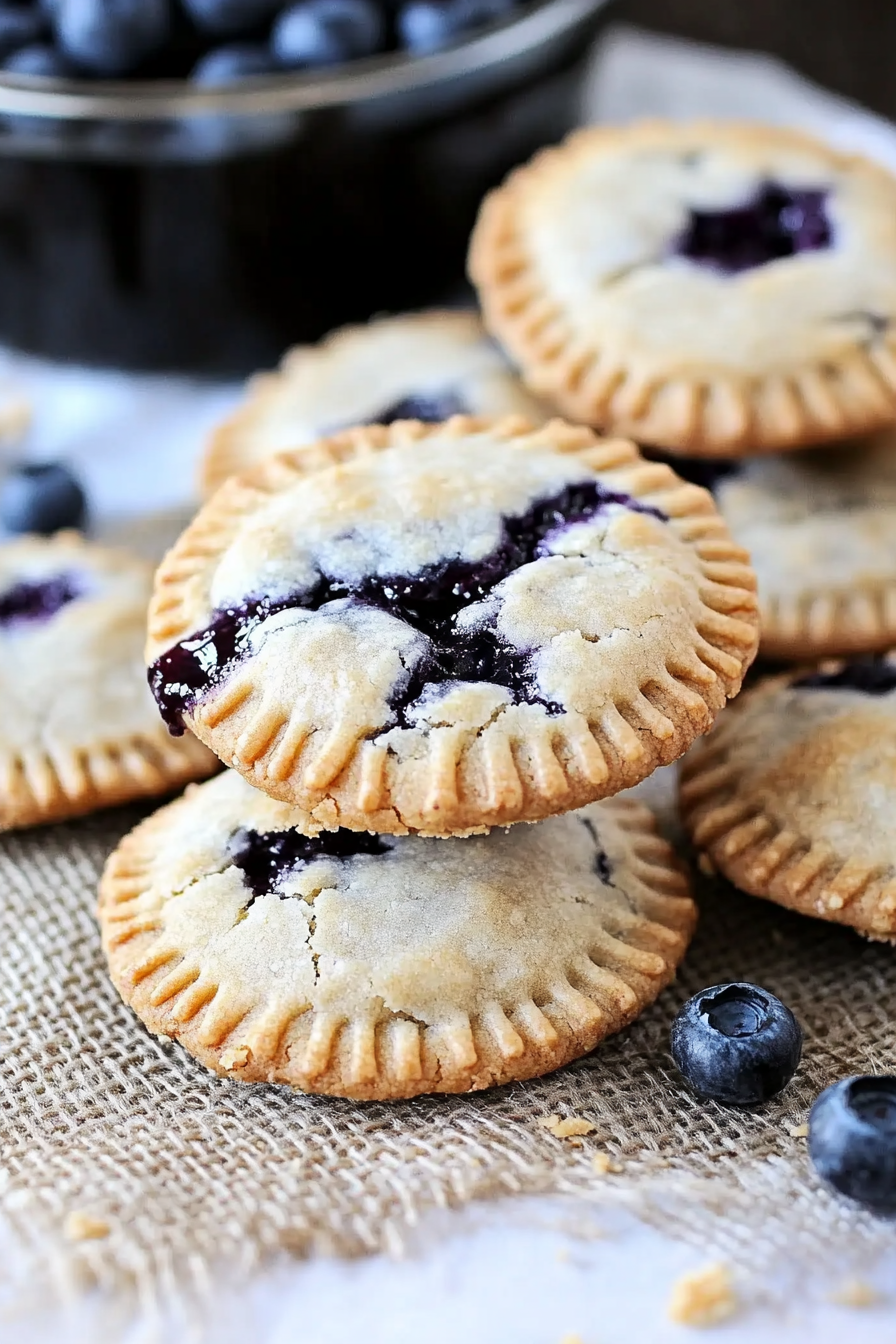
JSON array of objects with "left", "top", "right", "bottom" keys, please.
[
  {"left": 54, "top": 0, "right": 172, "bottom": 76},
  {"left": 0, "top": 462, "right": 88, "bottom": 536},
  {"left": 3, "top": 41, "right": 70, "bottom": 75},
  {"left": 809, "top": 1076, "right": 896, "bottom": 1215},
  {"left": 180, "top": 0, "right": 280, "bottom": 36},
  {"left": 397, "top": 0, "right": 514, "bottom": 55},
  {"left": 0, "top": 5, "right": 45, "bottom": 61},
  {"left": 671, "top": 982, "right": 802, "bottom": 1108},
  {"left": 191, "top": 41, "right": 274, "bottom": 82},
  {"left": 272, "top": 0, "right": 386, "bottom": 68}
]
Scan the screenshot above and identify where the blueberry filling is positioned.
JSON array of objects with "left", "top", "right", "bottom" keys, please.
[
  {"left": 793, "top": 655, "right": 896, "bottom": 695},
  {"left": 372, "top": 390, "right": 468, "bottom": 423},
  {"left": 229, "top": 825, "right": 392, "bottom": 903},
  {"left": 0, "top": 573, "right": 83, "bottom": 629},
  {"left": 149, "top": 480, "right": 667, "bottom": 734},
  {"left": 674, "top": 182, "right": 831, "bottom": 274}
]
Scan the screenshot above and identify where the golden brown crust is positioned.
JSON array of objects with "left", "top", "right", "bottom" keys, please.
[
  {"left": 98, "top": 774, "right": 697, "bottom": 1100},
  {"left": 0, "top": 729, "right": 217, "bottom": 832},
  {"left": 679, "top": 668, "right": 896, "bottom": 939},
  {"left": 200, "top": 309, "right": 546, "bottom": 498},
  {"left": 148, "top": 416, "right": 759, "bottom": 834},
  {"left": 759, "top": 586, "right": 896, "bottom": 661},
  {"left": 0, "top": 532, "right": 218, "bottom": 831},
  {"left": 469, "top": 121, "right": 896, "bottom": 456},
  {"left": 705, "top": 436, "right": 896, "bottom": 659}
]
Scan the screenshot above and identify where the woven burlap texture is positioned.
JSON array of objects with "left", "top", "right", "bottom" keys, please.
[{"left": 2, "top": 766, "right": 896, "bottom": 1308}]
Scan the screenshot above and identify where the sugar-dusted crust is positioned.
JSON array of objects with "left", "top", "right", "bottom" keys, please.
[
  {"left": 147, "top": 417, "right": 758, "bottom": 834},
  {"left": 714, "top": 432, "right": 896, "bottom": 659},
  {"left": 97, "top": 769, "right": 697, "bottom": 1100},
  {"left": 0, "top": 533, "right": 217, "bottom": 831},
  {"left": 469, "top": 120, "right": 896, "bottom": 456},
  {"left": 679, "top": 665, "right": 896, "bottom": 939},
  {"left": 200, "top": 309, "right": 547, "bottom": 498}
]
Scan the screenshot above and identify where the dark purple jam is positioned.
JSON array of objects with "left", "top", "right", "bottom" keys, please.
[
  {"left": 0, "top": 573, "right": 83, "bottom": 630},
  {"left": 674, "top": 182, "right": 831, "bottom": 274},
  {"left": 229, "top": 826, "right": 393, "bottom": 903},
  {"left": 793, "top": 656, "right": 896, "bottom": 695},
  {"left": 149, "top": 479, "right": 667, "bottom": 734},
  {"left": 374, "top": 390, "right": 469, "bottom": 423}
]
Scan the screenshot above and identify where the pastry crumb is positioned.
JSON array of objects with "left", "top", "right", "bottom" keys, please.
[
  {"left": 667, "top": 1262, "right": 738, "bottom": 1327},
  {"left": 540, "top": 1114, "right": 595, "bottom": 1139},
  {"left": 64, "top": 1211, "right": 110, "bottom": 1242},
  {"left": 828, "top": 1279, "right": 880, "bottom": 1308},
  {"left": 788, "top": 1122, "right": 809, "bottom": 1138},
  {"left": 591, "top": 1151, "right": 622, "bottom": 1175},
  {"left": 220, "top": 1045, "right": 250, "bottom": 1070}
]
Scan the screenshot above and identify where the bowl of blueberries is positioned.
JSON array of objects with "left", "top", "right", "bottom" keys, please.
[{"left": 0, "top": 0, "right": 612, "bottom": 371}]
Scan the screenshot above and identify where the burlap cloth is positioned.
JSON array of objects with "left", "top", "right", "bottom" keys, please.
[{"left": 1, "top": 512, "right": 895, "bottom": 1311}]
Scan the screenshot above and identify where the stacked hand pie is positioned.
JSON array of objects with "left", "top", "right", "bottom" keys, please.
[
  {"left": 100, "top": 413, "right": 759, "bottom": 1099},
  {"left": 103, "top": 115, "right": 896, "bottom": 1105}
]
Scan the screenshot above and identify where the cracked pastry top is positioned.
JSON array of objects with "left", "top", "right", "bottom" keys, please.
[
  {"left": 671, "top": 427, "right": 896, "bottom": 659},
  {"left": 680, "top": 653, "right": 896, "bottom": 940},
  {"left": 0, "top": 532, "right": 216, "bottom": 831},
  {"left": 98, "top": 768, "right": 697, "bottom": 1100},
  {"left": 469, "top": 120, "right": 896, "bottom": 456},
  {"left": 147, "top": 417, "right": 758, "bottom": 835},
  {"left": 200, "top": 309, "right": 546, "bottom": 498}
]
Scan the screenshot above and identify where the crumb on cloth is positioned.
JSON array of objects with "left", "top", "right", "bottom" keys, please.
[
  {"left": 591, "top": 1152, "right": 623, "bottom": 1175},
  {"left": 540, "top": 1114, "right": 595, "bottom": 1139},
  {"left": 828, "top": 1279, "right": 880, "bottom": 1308},
  {"left": 64, "top": 1211, "right": 110, "bottom": 1242},
  {"left": 667, "top": 1262, "right": 738, "bottom": 1327}
]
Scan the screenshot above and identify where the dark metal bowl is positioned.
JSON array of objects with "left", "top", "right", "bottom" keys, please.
[{"left": 0, "top": 0, "right": 612, "bottom": 372}]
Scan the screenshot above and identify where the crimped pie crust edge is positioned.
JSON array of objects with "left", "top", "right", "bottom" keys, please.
[
  {"left": 148, "top": 415, "right": 759, "bottom": 835},
  {"left": 98, "top": 779, "right": 697, "bottom": 1100},
  {"left": 679, "top": 670, "right": 896, "bottom": 939},
  {"left": 469, "top": 120, "right": 896, "bottom": 457}
]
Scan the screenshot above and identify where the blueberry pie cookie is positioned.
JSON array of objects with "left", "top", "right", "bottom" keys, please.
[
  {"left": 470, "top": 121, "right": 896, "bottom": 456},
  {"left": 680, "top": 655, "right": 896, "bottom": 939},
  {"left": 147, "top": 416, "right": 758, "bottom": 835},
  {"left": 200, "top": 310, "right": 546, "bottom": 498},
  {"left": 98, "top": 769, "right": 696, "bottom": 1100},
  {"left": 0, "top": 533, "right": 216, "bottom": 830},
  {"left": 671, "top": 429, "right": 896, "bottom": 659}
]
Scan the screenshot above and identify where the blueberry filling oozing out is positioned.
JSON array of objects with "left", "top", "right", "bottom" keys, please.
[
  {"left": 0, "top": 573, "right": 83, "bottom": 630},
  {"left": 229, "top": 826, "right": 393, "bottom": 902},
  {"left": 149, "top": 480, "right": 667, "bottom": 735},
  {"left": 674, "top": 181, "right": 831, "bottom": 274},
  {"left": 793, "top": 655, "right": 896, "bottom": 695}
]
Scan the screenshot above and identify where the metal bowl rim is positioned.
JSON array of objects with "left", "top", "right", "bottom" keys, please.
[{"left": 0, "top": 0, "right": 610, "bottom": 120}]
